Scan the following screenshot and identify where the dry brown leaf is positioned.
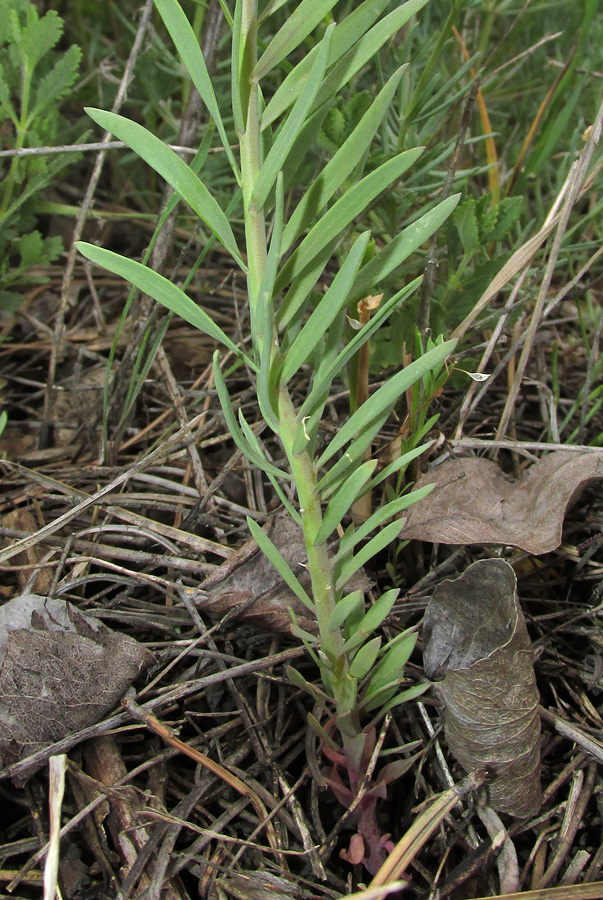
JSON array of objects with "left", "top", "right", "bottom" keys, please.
[
  {"left": 423, "top": 559, "right": 541, "bottom": 817},
  {"left": 194, "top": 516, "right": 371, "bottom": 635},
  {"left": 401, "top": 451, "right": 603, "bottom": 553},
  {"left": 0, "top": 594, "right": 154, "bottom": 770}
]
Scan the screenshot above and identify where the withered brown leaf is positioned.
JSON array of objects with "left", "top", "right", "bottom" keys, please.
[
  {"left": 424, "top": 559, "right": 541, "bottom": 817},
  {"left": 401, "top": 451, "right": 603, "bottom": 554},
  {"left": 0, "top": 594, "right": 154, "bottom": 769}
]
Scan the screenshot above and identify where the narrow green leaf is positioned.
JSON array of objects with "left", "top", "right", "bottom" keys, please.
[
  {"left": 254, "top": 0, "right": 338, "bottom": 79},
  {"left": 287, "top": 666, "right": 327, "bottom": 701},
  {"left": 246, "top": 517, "right": 314, "bottom": 611},
  {"left": 317, "top": 410, "right": 390, "bottom": 497},
  {"left": 314, "top": 459, "right": 377, "bottom": 545},
  {"left": 256, "top": 174, "right": 284, "bottom": 430},
  {"left": 364, "top": 442, "right": 432, "bottom": 494},
  {"left": 300, "top": 278, "right": 423, "bottom": 418},
  {"left": 367, "top": 632, "right": 417, "bottom": 692},
  {"left": 275, "top": 149, "right": 423, "bottom": 291},
  {"left": 252, "top": 25, "right": 333, "bottom": 209},
  {"left": 376, "top": 682, "right": 429, "bottom": 717},
  {"left": 280, "top": 233, "right": 369, "bottom": 384},
  {"left": 281, "top": 68, "right": 405, "bottom": 254},
  {"left": 77, "top": 243, "right": 250, "bottom": 362},
  {"left": 317, "top": 341, "right": 455, "bottom": 469},
  {"left": 231, "top": 0, "right": 244, "bottom": 133},
  {"left": 342, "top": 587, "right": 399, "bottom": 653},
  {"left": 307, "top": 712, "right": 341, "bottom": 751},
  {"left": 328, "top": 590, "right": 365, "bottom": 633},
  {"left": 84, "top": 109, "right": 245, "bottom": 269},
  {"left": 213, "top": 353, "right": 288, "bottom": 480},
  {"left": 261, "top": 0, "right": 398, "bottom": 128},
  {"left": 343, "top": 484, "right": 435, "bottom": 551},
  {"left": 348, "top": 194, "right": 461, "bottom": 304},
  {"left": 309, "top": 0, "right": 430, "bottom": 117},
  {"left": 153, "top": 0, "right": 240, "bottom": 180},
  {"left": 349, "top": 636, "right": 381, "bottom": 680},
  {"left": 276, "top": 240, "right": 337, "bottom": 332},
  {"left": 336, "top": 520, "right": 405, "bottom": 592}
]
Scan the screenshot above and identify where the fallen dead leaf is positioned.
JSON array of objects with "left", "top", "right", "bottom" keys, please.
[
  {"left": 400, "top": 451, "right": 603, "bottom": 554},
  {"left": 0, "top": 594, "right": 154, "bottom": 771},
  {"left": 423, "top": 559, "right": 541, "bottom": 817}
]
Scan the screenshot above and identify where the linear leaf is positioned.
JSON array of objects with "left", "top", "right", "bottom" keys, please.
[
  {"left": 318, "top": 411, "right": 390, "bottom": 499},
  {"left": 276, "top": 240, "right": 337, "bottom": 332},
  {"left": 317, "top": 341, "right": 455, "bottom": 469},
  {"left": 364, "top": 442, "right": 433, "bottom": 493},
  {"left": 213, "top": 352, "right": 289, "bottom": 480},
  {"left": 349, "top": 636, "right": 382, "bottom": 680},
  {"left": 275, "top": 149, "right": 423, "bottom": 291},
  {"left": 254, "top": 0, "right": 338, "bottom": 80},
  {"left": 77, "top": 243, "right": 250, "bottom": 363},
  {"left": 300, "top": 278, "right": 423, "bottom": 418},
  {"left": 153, "top": 0, "right": 240, "bottom": 179},
  {"left": 315, "top": 459, "right": 378, "bottom": 545},
  {"left": 366, "top": 632, "right": 417, "bottom": 696},
  {"left": 309, "top": 0, "right": 430, "bottom": 117},
  {"left": 256, "top": 174, "right": 284, "bottom": 429},
  {"left": 246, "top": 517, "right": 314, "bottom": 611},
  {"left": 342, "top": 588, "right": 399, "bottom": 652},
  {"left": 280, "top": 232, "right": 369, "bottom": 384},
  {"left": 344, "top": 485, "right": 434, "bottom": 551},
  {"left": 375, "top": 682, "right": 429, "bottom": 717},
  {"left": 336, "top": 520, "right": 406, "bottom": 593},
  {"left": 252, "top": 25, "right": 333, "bottom": 209},
  {"left": 281, "top": 68, "right": 405, "bottom": 254},
  {"left": 261, "top": 0, "right": 397, "bottom": 128},
  {"left": 348, "top": 194, "right": 460, "bottom": 304},
  {"left": 84, "top": 109, "right": 245, "bottom": 269},
  {"left": 328, "top": 590, "right": 365, "bottom": 633}
]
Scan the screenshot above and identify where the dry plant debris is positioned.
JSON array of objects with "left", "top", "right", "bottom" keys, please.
[{"left": 424, "top": 559, "right": 541, "bottom": 818}]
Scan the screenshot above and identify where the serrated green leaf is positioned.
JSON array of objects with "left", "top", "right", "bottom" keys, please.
[
  {"left": 349, "top": 636, "right": 381, "bottom": 680},
  {"left": 84, "top": 109, "right": 244, "bottom": 268},
  {"left": 77, "top": 243, "right": 249, "bottom": 362},
  {"left": 246, "top": 517, "right": 314, "bottom": 611},
  {"left": 153, "top": 0, "right": 240, "bottom": 179},
  {"left": 452, "top": 197, "right": 479, "bottom": 255},
  {"left": 348, "top": 194, "right": 461, "bottom": 305},
  {"left": 328, "top": 590, "right": 365, "bottom": 633},
  {"left": 485, "top": 196, "right": 524, "bottom": 242},
  {"left": 280, "top": 233, "right": 369, "bottom": 385},
  {"left": 276, "top": 149, "right": 423, "bottom": 291},
  {"left": 317, "top": 341, "right": 455, "bottom": 469},
  {"left": 281, "top": 68, "right": 405, "bottom": 254},
  {"left": 13, "top": 7, "right": 62, "bottom": 70},
  {"left": 32, "top": 44, "right": 81, "bottom": 114},
  {"left": 336, "top": 520, "right": 405, "bottom": 593},
  {"left": 315, "top": 459, "right": 377, "bottom": 545},
  {"left": 254, "top": 0, "right": 338, "bottom": 80}
]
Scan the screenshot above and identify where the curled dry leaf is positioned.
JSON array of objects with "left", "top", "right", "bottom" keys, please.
[
  {"left": 193, "top": 516, "right": 371, "bottom": 636},
  {"left": 0, "top": 594, "right": 154, "bottom": 770},
  {"left": 400, "top": 451, "right": 603, "bottom": 554},
  {"left": 423, "top": 559, "right": 541, "bottom": 818}
]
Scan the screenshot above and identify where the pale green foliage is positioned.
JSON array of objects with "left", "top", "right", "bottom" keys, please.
[
  {"left": 0, "top": 0, "right": 81, "bottom": 309},
  {"left": 77, "top": 0, "right": 459, "bottom": 755}
]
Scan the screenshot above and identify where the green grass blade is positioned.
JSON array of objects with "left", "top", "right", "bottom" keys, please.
[
  {"left": 275, "top": 149, "right": 423, "bottom": 290},
  {"left": 153, "top": 0, "right": 240, "bottom": 180},
  {"left": 317, "top": 341, "right": 455, "bottom": 468},
  {"left": 279, "top": 232, "right": 369, "bottom": 384},
  {"left": 281, "top": 67, "right": 406, "bottom": 254},
  {"left": 348, "top": 194, "right": 460, "bottom": 304},
  {"left": 84, "top": 109, "right": 245, "bottom": 269},
  {"left": 315, "top": 459, "right": 378, "bottom": 545},
  {"left": 246, "top": 517, "right": 314, "bottom": 611},
  {"left": 252, "top": 25, "right": 334, "bottom": 209},
  {"left": 261, "top": 0, "right": 399, "bottom": 129},
  {"left": 254, "top": 0, "right": 338, "bottom": 80},
  {"left": 256, "top": 173, "right": 284, "bottom": 429},
  {"left": 77, "top": 243, "right": 252, "bottom": 364}
]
